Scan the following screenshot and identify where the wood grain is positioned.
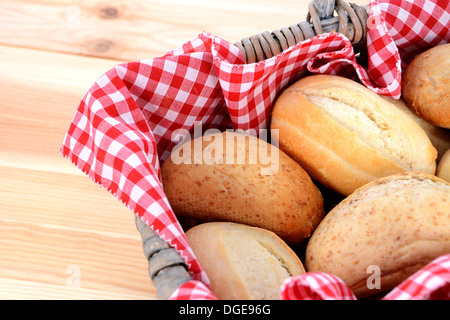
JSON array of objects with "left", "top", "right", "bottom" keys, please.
[
  {"left": 0, "top": 0, "right": 368, "bottom": 61},
  {"left": 0, "top": 0, "right": 306, "bottom": 61},
  {"left": 0, "top": 44, "right": 155, "bottom": 299}
]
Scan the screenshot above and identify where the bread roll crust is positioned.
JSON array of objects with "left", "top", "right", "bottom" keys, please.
[
  {"left": 402, "top": 43, "right": 450, "bottom": 129},
  {"left": 161, "top": 131, "right": 325, "bottom": 245},
  {"left": 305, "top": 172, "right": 450, "bottom": 298},
  {"left": 383, "top": 96, "right": 450, "bottom": 162},
  {"left": 270, "top": 74, "right": 437, "bottom": 195},
  {"left": 437, "top": 149, "right": 450, "bottom": 183},
  {"left": 186, "top": 222, "right": 305, "bottom": 300}
]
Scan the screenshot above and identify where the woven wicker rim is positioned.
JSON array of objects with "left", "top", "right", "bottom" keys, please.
[{"left": 234, "top": 0, "right": 369, "bottom": 63}]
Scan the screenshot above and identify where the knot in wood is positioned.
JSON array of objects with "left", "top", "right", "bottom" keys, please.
[
  {"left": 101, "top": 6, "right": 119, "bottom": 19},
  {"left": 93, "top": 39, "right": 113, "bottom": 53}
]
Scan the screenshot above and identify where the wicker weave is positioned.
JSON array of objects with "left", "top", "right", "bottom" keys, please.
[
  {"left": 136, "top": 0, "right": 369, "bottom": 300},
  {"left": 234, "top": 0, "right": 369, "bottom": 63}
]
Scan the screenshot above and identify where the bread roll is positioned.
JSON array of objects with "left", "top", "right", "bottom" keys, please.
[
  {"left": 185, "top": 222, "right": 305, "bottom": 300},
  {"left": 402, "top": 43, "right": 450, "bottom": 129},
  {"left": 383, "top": 96, "right": 450, "bottom": 162},
  {"left": 270, "top": 74, "right": 437, "bottom": 196},
  {"left": 162, "top": 131, "right": 325, "bottom": 245},
  {"left": 305, "top": 172, "right": 450, "bottom": 298},
  {"left": 437, "top": 149, "right": 450, "bottom": 183}
]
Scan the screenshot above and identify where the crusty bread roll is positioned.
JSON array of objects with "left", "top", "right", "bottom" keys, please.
[
  {"left": 305, "top": 172, "right": 450, "bottom": 298},
  {"left": 270, "top": 74, "right": 437, "bottom": 196},
  {"left": 162, "top": 131, "right": 325, "bottom": 245},
  {"left": 402, "top": 43, "right": 450, "bottom": 129},
  {"left": 437, "top": 149, "right": 450, "bottom": 183},
  {"left": 383, "top": 96, "right": 450, "bottom": 162},
  {"left": 185, "top": 222, "right": 305, "bottom": 300}
]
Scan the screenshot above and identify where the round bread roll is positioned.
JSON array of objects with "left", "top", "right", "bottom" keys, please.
[
  {"left": 185, "top": 222, "right": 306, "bottom": 300},
  {"left": 383, "top": 96, "right": 450, "bottom": 162},
  {"left": 270, "top": 74, "right": 437, "bottom": 196},
  {"left": 437, "top": 149, "right": 450, "bottom": 182},
  {"left": 402, "top": 43, "right": 450, "bottom": 129},
  {"left": 305, "top": 172, "right": 450, "bottom": 298},
  {"left": 162, "top": 131, "right": 325, "bottom": 246}
]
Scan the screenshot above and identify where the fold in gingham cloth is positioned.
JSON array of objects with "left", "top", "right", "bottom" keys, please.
[{"left": 61, "top": 0, "right": 450, "bottom": 299}]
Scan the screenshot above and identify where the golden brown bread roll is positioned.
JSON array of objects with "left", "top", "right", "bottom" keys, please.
[
  {"left": 402, "top": 43, "right": 450, "bottom": 129},
  {"left": 383, "top": 96, "right": 450, "bottom": 162},
  {"left": 185, "top": 222, "right": 305, "bottom": 300},
  {"left": 162, "top": 131, "right": 325, "bottom": 246},
  {"left": 305, "top": 172, "right": 450, "bottom": 298},
  {"left": 437, "top": 149, "right": 450, "bottom": 183},
  {"left": 270, "top": 74, "right": 437, "bottom": 196}
]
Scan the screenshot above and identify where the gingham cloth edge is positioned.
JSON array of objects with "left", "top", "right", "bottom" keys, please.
[
  {"left": 382, "top": 254, "right": 450, "bottom": 300},
  {"left": 169, "top": 280, "right": 217, "bottom": 300},
  {"left": 168, "top": 254, "right": 450, "bottom": 300},
  {"left": 279, "top": 272, "right": 357, "bottom": 300},
  {"left": 59, "top": 64, "right": 210, "bottom": 283}
]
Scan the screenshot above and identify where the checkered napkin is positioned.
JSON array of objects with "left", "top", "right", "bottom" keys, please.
[
  {"left": 169, "top": 254, "right": 450, "bottom": 300},
  {"left": 60, "top": 0, "right": 450, "bottom": 299}
]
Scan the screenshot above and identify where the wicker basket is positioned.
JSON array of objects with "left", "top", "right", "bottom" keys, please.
[{"left": 135, "top": 0, "right": 371, "bottom": 300}]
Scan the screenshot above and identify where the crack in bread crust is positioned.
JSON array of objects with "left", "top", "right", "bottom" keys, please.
[{"left": 293, "top": 89, "right": 412, "bottom": 171}]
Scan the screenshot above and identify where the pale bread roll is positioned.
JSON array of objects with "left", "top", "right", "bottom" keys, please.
[
  {"left": 185, "top": 222, "right": 305, "bottom": 300},
  {"left": 383, "top": 96, "right": 450, "bottom": 162},
  {"left": 437, "top": 149, "right": 450, "bottom": 182},
  {"left": 305, "top": 172, "right": 450, "bottom": 298},
  {"left": 270, "top": 74, "right": 437, "bottom": 196},
  {"left": 402, "top": 43, "right": 450, "bottom": 129},
  {"left": 162, "top": 131, "right": 325, "bottom": 245}
]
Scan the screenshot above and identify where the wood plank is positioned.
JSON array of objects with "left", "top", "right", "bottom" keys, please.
[
  {"left": 0, "top": 44, "right": 156, "bottom": 299},
  {"left": 0, "top": 163, "right": 157, "bottom": 299},
  {"left": 0, "top": 164, "right": 139, "bottom": 237},
  {"left": 0, "top": 279, "right": 151, "bottom": 300},
  {"left": 0, "top": 219, "right": 154, "bottom": 299},
  {"left": 0, "top": 44, "right": 120, "bottom": 159},
  {"left": 0, "top": 0, "right": 367, "bottom": 61}
]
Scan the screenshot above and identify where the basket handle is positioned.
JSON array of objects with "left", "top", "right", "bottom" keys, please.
[
  {"left": 135, "top": 215, "right": 191, "bottom": 300},
  {"left": 136, "top": 0, "right": 370, "bottom": 300},
  {"left": 234, "top": 0, "right": 369, "bottom": 63}
]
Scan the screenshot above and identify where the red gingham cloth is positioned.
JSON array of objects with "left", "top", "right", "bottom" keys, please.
[
  {"left": 168, "top": 254, "right": 450, "bottom": 300},
  {"left": 279, "top": 272, "right": 357, "bottom": 300},
  {"left": 169, "top": 280, "right": 218, "bottom": 300},
  {"left": 60, "top": 0, "right": 450, "bottom": 299}
]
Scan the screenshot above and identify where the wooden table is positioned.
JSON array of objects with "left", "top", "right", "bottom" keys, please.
[{"left": 0, "top": 0, "right": 367, "bottom": 300}]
